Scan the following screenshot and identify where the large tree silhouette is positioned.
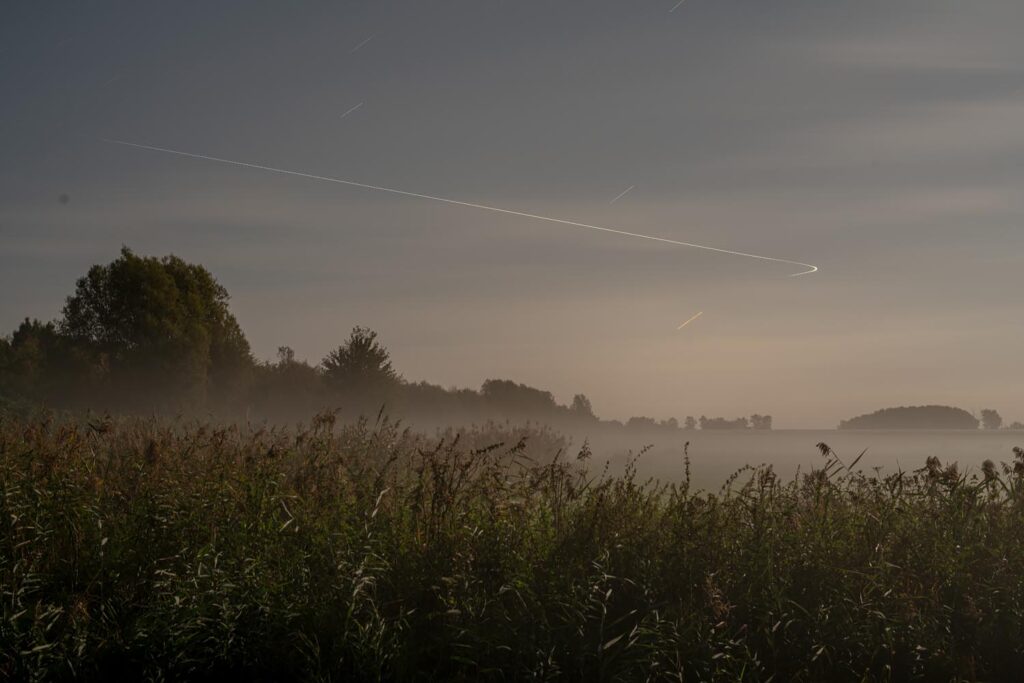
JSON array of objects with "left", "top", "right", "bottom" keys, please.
[
  {"left": 980, "top": 409, "right": 1003, "bottom": 431},
  {"left": 570, "top": 393, "right": 596, "bottom": 420},
  {"left": 58, "top": 247, "right": 252, "bottom": 408},
  {"left": 322, "top": 327, "right": 401, "bottom": 404}
]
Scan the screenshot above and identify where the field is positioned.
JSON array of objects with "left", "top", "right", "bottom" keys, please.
[
  {"left": 3, "top": 413, "right": 1024, "bottom": 681},
  {"left": 572, "top": 428, "right": 1024, "bottom": 489}
]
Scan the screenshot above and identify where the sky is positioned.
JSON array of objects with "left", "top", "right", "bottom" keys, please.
[{"left": 1, "top": 0, "right": 1023, "bottom": 428}]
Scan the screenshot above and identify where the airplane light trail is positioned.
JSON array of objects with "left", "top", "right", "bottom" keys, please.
[
  {"left": 100, "top": 138, "right": 819, "bottom": 277},
  {"left": 339, "top": 102, "right": 364, "bottom": 120},
  {"left": 676, "top": 311, "right": 703, "bottom": 330},
  {"left": 349, "top": 34, "right": 377, "bottom": 53},
  {"left": 609, "top": 185, "right": 635, "bottom": 204}
]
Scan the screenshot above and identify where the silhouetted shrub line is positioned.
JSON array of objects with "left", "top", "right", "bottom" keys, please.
[
  {"left": 1, "top": 248, "right": 782, "bottom": 431},
  {"left": 839, "top": 405, "right": 1010, "bottom": 430},
  {"left": 3, "top": 413, "right": 1024, "bottom": 680}
]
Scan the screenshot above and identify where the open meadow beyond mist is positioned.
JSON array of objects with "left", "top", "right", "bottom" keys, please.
[{"left": 565, "top": 428, "right": 1024, "bottom": 489}]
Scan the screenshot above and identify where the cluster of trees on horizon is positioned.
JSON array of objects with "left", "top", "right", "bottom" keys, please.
[
  {"left": 5, "top": 249, "right": 1017, "bottom": 432},
  {"left": 839, "top": 405, "right": 1020, "bottom": 431},
  {"left": 0, "top": 248, "right": 775, "bottom": 431}
]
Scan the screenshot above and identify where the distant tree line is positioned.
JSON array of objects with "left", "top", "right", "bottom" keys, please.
[
  {"left": 0, "top": 249, "right": 784, "bottom": 430},
  {"left": 695, "top": 414, "right": 773, "bottom": 430},
  {"left": 839, "top": 406, "right": 1014, "bottom": 431}
]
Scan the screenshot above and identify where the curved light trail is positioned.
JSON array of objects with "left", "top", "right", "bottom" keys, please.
[{"left": 101, "top": 138, "right": 819, "bottom": 277}]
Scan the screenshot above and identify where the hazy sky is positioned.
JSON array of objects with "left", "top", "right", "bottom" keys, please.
[{"left": 2, "top": 1, "right": 1023, "bottom": 427}]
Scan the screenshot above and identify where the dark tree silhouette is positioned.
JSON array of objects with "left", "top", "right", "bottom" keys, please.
[
  {"left": 59, "top": 247, "right": 252, "bottom": 408},
  {"left": 700, "top": 416, "right": 750, "bottom": 430},
  {"left": 980, "top": 409, "right": 1003, "bottom": 431},
  {"left": 839, "top": 406, "right": 980, "bottom": 430},
  {"left": 249, "top": 346, "right": 324, "bottom": 421},
  {"left": 322, "top": 327, "right": 400, "bottom": 402},
  {"left": 0, "top": 249, "right": 803, "bottom": 430},
  {"left": 0, "top": 319, "right": 95, "bottom": 404},
  {"left": 480, "top": 379, "right": 557, "bottom": 416},
  {"left": 277, "top": 346, "right": 297, "bottom": 365},
  {"left": 570, "top": 393, "right": 596, "bottom": 419}
]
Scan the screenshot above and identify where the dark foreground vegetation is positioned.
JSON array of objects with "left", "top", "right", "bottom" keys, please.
[{"left": 4, "top": 413, "right": 1024, "bottom": 681}]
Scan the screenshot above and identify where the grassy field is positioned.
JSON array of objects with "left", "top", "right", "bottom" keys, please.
[
  {"left": 561, "top": 428, "right": 1024, "bottom": 490},
  {"left": 3, "top": 413, "right": 1024, "bottom": 681}
]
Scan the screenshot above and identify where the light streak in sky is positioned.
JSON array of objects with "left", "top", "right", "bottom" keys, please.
[
  {"left": 349, "top": 34, "right": 377, "bottom": 53},
  {"left": 609, "top": 185, "right": 635, "bottom": 204},
  {"left": 100, "top": 138, "right": 819, "bottom": 277},
  {"left": 676, "top": 311, "right": 703, "bottom": 330},
  {"left": 669, "top": 0, "right": 686, "bottom": 12},
  {"left": 339, "top": 102, "right": 364, "bottom": 120}
]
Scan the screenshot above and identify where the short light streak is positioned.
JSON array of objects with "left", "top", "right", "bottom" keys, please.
[
  {"left": 676, "top": 311, "right": 703, "bottom": 330},
  {"left": 669, "top": 0, "right": 686, "bottom": 12},
  {"left": 339, "top": 102, "right": 364, "bottom": 120},
  {"left": 100, "top": 138, "right": 819, "bottom": 277},
  {"left": 349, "top": 34, "right": 377, "bottom": 53},
  {"left": 609, "top": 185, "right": 635, "bottom": 204}
]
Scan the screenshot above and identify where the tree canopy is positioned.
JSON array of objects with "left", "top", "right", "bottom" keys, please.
[
  {"left": 980, "top": 409, "right": 1003, "bottom": 431},
  {"left": 58, "top": 247, "right": 252, "bottom": 408},
  {"left": 322, "top": 326, "right": 401, "bottom": 405},
  {"left": 839, "top": 406, "right": 980, "bottom": 430},
  {"left": 0, "top": 249, "right": 790, "bottom": 429},
  {"left": 699, "top": 416, "right": 751, "bottom": 430}
]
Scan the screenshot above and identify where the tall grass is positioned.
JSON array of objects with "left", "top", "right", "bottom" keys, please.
[{"left": 2, "top": 412, "right": 1024, "bottom": 681}]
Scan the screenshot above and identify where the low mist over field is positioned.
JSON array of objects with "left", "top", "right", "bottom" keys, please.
[{"left": 3, "top": 247, "right": 1021, "bottom": 495}]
